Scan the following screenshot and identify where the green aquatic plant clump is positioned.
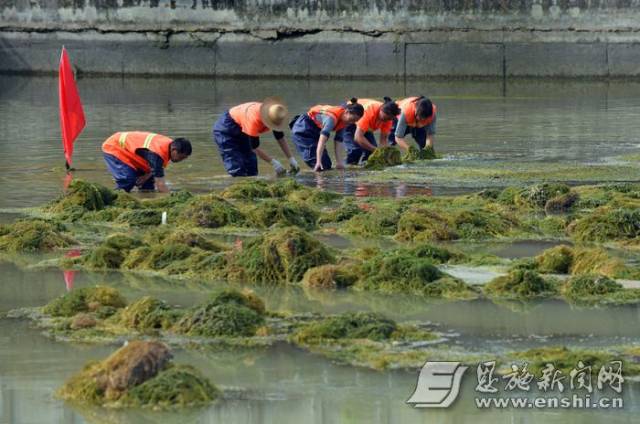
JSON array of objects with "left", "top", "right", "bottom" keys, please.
[
  {"left": 341, "top": 204, "right": 400, "bottom": 237},
  {"left": 569, "top": 207, "right": 640, "bottom": 242},
  {"left": 319, "top": 198, "right": 364, "bottom": 224},
  {"left": 302, "top": 264, "right": 360, "bottom": 290},
  {"left": 121, "top": 364, "right": 219, "bottom": 409},
  {"left": 535, "top": 245, "right": 574, "bottom": 274},
  {"left": 143, "top": 228, "right": 225, "bottom": 252},
  {"left": 562, "top": 274, "right": 623, "bottom": 300},
  {"left": 0, "top": 219, "right": 75, "bottom": 252},
  {"left": 221, "top": 179, "right": 303, "bottom": 200},
  {"left": 484, "top": 269, "right": 558, "bottom": 299},
  {"left": 43, "top": 286, "right": 127, "bottom": 317},
  {"left": 117, "top": 297, "right": 182, "bottom": 331},
  {"left": 47, "top": 179, "right": 116, "bottom": 214},
  {"left": 116, "top": 209, "right": 163, "bottom": 226},
  {"left": 122, "top": 244, "right": 194, "bottom": 272},
  {"left": 178, "top": 195, "right": 245, "bottom": 228},
  {"left": 365, "top": 146, "right": 402, "bottom": 169},
  {"left": 227, "top": 227, "right": 334, "bottom": 284},
  {"left": 141, "top": 190, "right": 194, "bottom": 209},
  {"left": 402, "top": 145, "right": 437, "bottom": 162},
  {"left": 514, "top": 183, "right": 571, "bottom": 209},
  {"left": 286, "top": 188, "right": 341, "bottom": 204},
  {"left": 244, "top": 199, "right": 319, "bottom": 230},
  {"left": 294, "top": 312, "right": 397, "bottom": 343},
  {"left": 395, "top": 207, "right": 455, "bottom": 242},
  {"left": 510, "top": 346, "right": 616, "bottom": 375}
]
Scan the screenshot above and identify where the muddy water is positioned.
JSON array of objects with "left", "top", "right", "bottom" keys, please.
[{"left": 3, "top": 76, "right": 640, "bottom": 423}]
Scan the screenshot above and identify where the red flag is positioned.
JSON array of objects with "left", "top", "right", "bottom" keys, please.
[{"left": 58, "top": 47, "right": 85, "bottom": 168}]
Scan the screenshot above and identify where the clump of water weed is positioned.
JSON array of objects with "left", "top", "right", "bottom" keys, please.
[
  {"left": 143, "top": 228, "right": 226, "bottom": 252},
  {"left": 178, "top": 195, "right": 245, "bottom": 228},
  {"left": 122, "top": 244, "right": 194, "bottom": 272},
  {"left": 244, "top": 199, "right": 318, "bottom": 230},
  {"left": 56, "top": 340, "right": 219, "bottom": 409},
  {"left": 117, "top": 297, "right": 182, "bottom": 331},
  {"left": 43, "top": 286, "right": 126, "bottom": 317},
  {"left": 293, "top": 312, "right": 397, "bottom": 343},
  {"left": 559, "top": 274, "right": 640, "bottom": 305},
  {"left": 302, "top": 263, "right": 360, "bottom": 290},
  {"left": 318, "top": 198, "right": 364, "bottom": 224},
  {"left": 341, "top": 204, "right": 401, "bottom": 237},
  {"left": 394, "top": 207, "right": 455, "bottom": 242},
  {"left": 535, "top": 245, "right": 574, "bottom": 274},
  {"left": 402, "top": 145, "right": 437, "bottom": 162},
  {"left": 221, "top": 179, "right": 302, "bottom": 200},
  {"left": 173, "top": 289, "right": 265, "bottom": 337},
  {"left": 570, "top": 247, "right": 633, "bottom": 278},
  {"left": 544, "top": 192, "right": 579, "bottom": 214},
  {"left": 354, "top": 248, "right": 475, "bottom": 299},
  {"left": 365, "top": 147, "right": 402, "bottom": 170},
  {"left": 286, "top": 188, "right": 341, "bottom": 204},
  {"left": 47, "top": 180, "right": 116, "bottom": 215},
  {"left": 509, "top": 346, "right": 616, "bottom": 375},
  {"left": 226, "top": 227, "right": 334, "bottom": 285},
  {"left": 141, "top": 190, "right": 194, "bottom": 209},
  {"left": 514, "top": 183, "right": 571, "bottom": 209},
  {"left": 569, "top": 207, "right": 640, "bottom": 242},
  {"left": 484, "top": 269, "right": 558, "bottom": 299},
  {"left": 0, "top": 219, "right": 74, "bottom": 252},
  {"left": 116, "top": 209, "right": 163, "bottom": 226}
]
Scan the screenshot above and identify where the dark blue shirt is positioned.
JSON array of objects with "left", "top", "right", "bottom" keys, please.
[{"left": 136, "top": 148, "right": 165, "bottom": 178}]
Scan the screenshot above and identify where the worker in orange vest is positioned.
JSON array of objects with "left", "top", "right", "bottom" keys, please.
[
  {"left": 341, "top": 97, "right": 400, "bottom": 165},
  {"left": 389, "top": 96, "right": 437, "bottom": 151},
  {"left": 289, "top": 99, "right": 365, "bottom": 171},
  {"left": 212, "top": 97, "right": 299, "bottom": 176},
  {"left": 102, "top": 131, "right": 192, "bottom": 192}
]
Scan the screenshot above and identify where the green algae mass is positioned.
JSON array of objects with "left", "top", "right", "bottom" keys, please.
[
  {"left": 143, "top": 228, "right": 225, "bottom": 252},
  {"left": 115, "top": 209, "right": 163, "bottom": 226},
  {"left": 510, "top": 346, "right": 619, "bottom": 375},
  {"left": 569, "top": 207, "right": 640, "bottom": 242},
  {"left": 174, "top": 290, "right": 265, "bottom": 337},
  {"left": 402, "top": 145, "right": 437, "bottom": 162},
  {"left": 121, "top": 364, "right": 219, "bottom": 409},
  {"left": 178, "top": 195, "right": 245, "bottom": 228},
  {"left": 117, "top": 297, "right": 182, "bottom": 331},
  {"left": 559, "top": 274, "right": 640, "bottom": 305},
  {"left": 0, "top": 219, "right": 74, "bottom": 252},
  {"left": 302, "top": 264, "right": 359, "bottom": 290},
  {"left": 141, "top": 190, "right": 194, "bottom": 209},
  {"left": 365, "top": 146, "right": 402, "bottom": 169},
  {"left": 57, "top": 341, "right": 218, "bottom": 409},
  {"left": 514, "top": 183, "right": 571, "bottom": 209},
  {"left": 319, "top": 198, "right": 364, "bottom": 224},
  {"left": 221, "top": 179, "right": 302, "bottom": 200},
  {"left": 43, "top": 286, "right": 126, "bottom": 317},
  {"left": 341, "top": 203, "right": 400, "bottom": 236},
  {"left": 47, "top": 179, "right": 116, "bottom": 215},
  {"left": 294, "top": 312, "right": 397, "bottom": 343},
  {"left": 484, "top": 269, "right": 559, "bottom": 299},
  {"left": 286, "top": 188, "right": 341, "bottom": 204},
  {"left": 226, "top": 227, "right": 334, "bottom": 284},
  {"left": 535, "top": 245, "right": 574, "bottom": 274},
  {"left": 244, "top": 199, "right": 319, "bottom": 230}
]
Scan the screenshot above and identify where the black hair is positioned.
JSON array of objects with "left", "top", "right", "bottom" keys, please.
[
  {"left": 415, "top": 96, "right": 434, "bottom": 120},
  {"left": 171, "top": 137, "right": 192, "bottom": 156},
  {"left": 381, "top": 96, "right": 400, "bottom": 116},
  {"left": 345, "top": 97, "right": 364, "bottom": 118}
]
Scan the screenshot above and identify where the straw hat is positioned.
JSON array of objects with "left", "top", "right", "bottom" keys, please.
[{"left": 259, "top": 97, "right": 288, "bottom": 131}]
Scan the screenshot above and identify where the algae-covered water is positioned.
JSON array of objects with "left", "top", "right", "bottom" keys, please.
[{"left": 2, "top": 76, "right": 640, "bottom": 423}]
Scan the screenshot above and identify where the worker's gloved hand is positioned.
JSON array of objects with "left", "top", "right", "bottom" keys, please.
[
  {"left": 288, "top": 157, "right": 300, "bottom": 175},
  {"left": 271, "top": 158, "right": 286, "bottom": 176}
]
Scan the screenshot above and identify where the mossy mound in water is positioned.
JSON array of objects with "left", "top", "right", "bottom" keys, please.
[
  {"left": 364, "top": 146, "right": 402, "bottom": 169},
  {"left": 0, "top": 219, "right": 74, "bottom": 252},
  {"left": 402, "top": 145, "right": 437, "bottom": 162},
  {"left": 562, "top": 274, "right": 622, "bottom": 299},
  {"left": 395, "top": 207, "right": 455, "bottom": 242},
  {"left": 319, "top": 199, "right": 364, "bottom": 224},
  {"left": 43, "top": 286, "right": 126, "bottom": 317},
  {"left": 173, "top": 289, "right": 265, "bottom": 337},
  {"left": 221, "top": 179, "right": 302, "bottom": 200},
  {"left": 341, "top": 204, "right": 400, "bottom": 236},
  {"left": 143, "top": 228, "right": 225, "bottom": 252},
  {"left": 178, "top": 195, "right": 245, "bottom": 228},
  {"left": 570, "top": 247, "right": 631, "bottom": 278},
  {"left": 121, "top": 364, "right": 219, "bottom": 409},
  {"left": 117, "top": 297, "right": 182, "bottom": 331},
  {"left": 302, "top": 264, "right": 359, "bottom": 290},
  {"left": 513, "top": 183, "right": 571, "bottom": 209},
  {"left": 47, "top": 180, "right": 116, "bottom": 214},
  {"left": 57, "top": 341, "right": 219, "bottom": 409},
  {"left": 484, "top": 269, "right": 558, "bottom": 299},
  {"left": 103, "top": 233, "right": 143, "bottom": 250},
  {"left": 569, "top": 207, "right": 640, "bottom": 242},
  {"left": 227, "top": 227, "right": 334, "bottom": 284},
  {"left": 141, "top": 190, "right": 194, "bottom": 209},
  {"left": 244, "top": 199, "right": 318, "bottom": 230},
  {"left": 354, "top": 247, "right": 474, "bottom": 299},
  {"left": 535, "top": 245, "right": 574, "bottom": 274},
  {"left": 116, "top": 209, "right": 163, "bottom": 226},
  {"left": 293, "top": 312, "right": 397, "bottom": 343},
  {"left": 122, "top": 244, "right": 194, "bottom": 272},
  {"left": 82, "top": 246, "right": 126, "bottom": 269},
  {"left": 544, "top": 191, "right": 579, "bottom": 214},
  {"left": 286, "top": 188, "right": 341, "bottom": 204}
]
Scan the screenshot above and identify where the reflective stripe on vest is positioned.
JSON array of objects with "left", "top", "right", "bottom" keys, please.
[
  {"left": 118, "top": 132, "right": 128, "bottom": 148},
  {"left": 143, "top": 133, "right": 156, "bottom": 149}
]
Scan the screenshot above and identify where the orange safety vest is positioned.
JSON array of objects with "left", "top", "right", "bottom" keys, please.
[
  {"left": 356, "top": 99, "right": 394, "bottom": 133},
  {"left": 397, "top": 97, "right": 437, "bottom": 128},
  {"left": 229, "top": 102, "right": 269, "bottom": 137},
  {"left": 102, "top": 131, "right": 172, "bottom": 173},
  {"left": 307, "top": 105, "right": 348, "bottom": 132}
]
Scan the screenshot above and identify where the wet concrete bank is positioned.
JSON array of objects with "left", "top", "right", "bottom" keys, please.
[{"left": 2, "top": 1, "right": 640, "bottom": 78}]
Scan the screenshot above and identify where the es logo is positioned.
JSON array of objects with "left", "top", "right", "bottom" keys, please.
[{"left": 407, "top": 361, "right": 468, "bottom": 408}]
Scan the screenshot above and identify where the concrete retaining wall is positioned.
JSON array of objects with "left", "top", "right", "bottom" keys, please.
[{"left": 2, "top": 1, "right": 640, "bottom": 78}]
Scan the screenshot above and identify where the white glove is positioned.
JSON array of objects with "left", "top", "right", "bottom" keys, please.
[
  {"left": 288, "top": 157, "right": 300, "bottom": 174},
  {"left": 271, "top": 158, "right": 286, "bottom": 176}
]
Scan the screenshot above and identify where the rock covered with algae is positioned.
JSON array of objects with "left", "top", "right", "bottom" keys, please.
[
  {"left": 56, "top": 340, "right": 219, "bottom": 409},
  {"left": 364, "top": 146, "right": 402, "bottom": 169},
  {"left": 484, "top": 269, "right": 559, "bottom": 299},
  {"left": 173, "top": 289, "right": 266, "bottom": 337},
  {"left": 226, "top": 226, "right": 334, "bottom": 284},
  {"left": 0, "top": 219, "right": 75, "bottom": 252},
  {"left": 43, "top": 286, "right": 126, "bottom": 317}
]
